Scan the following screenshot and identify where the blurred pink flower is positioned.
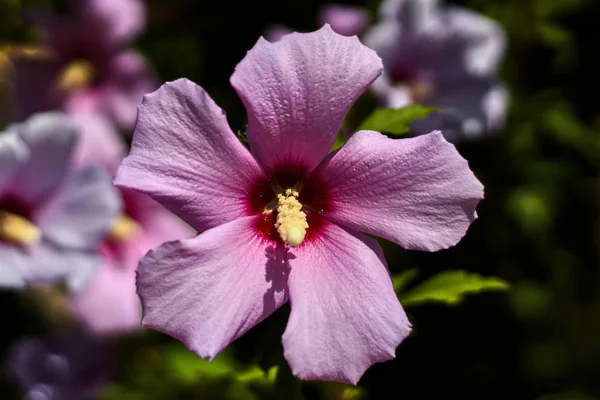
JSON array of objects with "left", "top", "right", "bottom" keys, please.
[
  {"left": 264, "top": 3, "right": 368, "bottom": 42},
  {"left": 14, "top": 0, "right": 157, "bottom": 132},
  {"left": 8, "top": 331, "right": 111, "bottom": 399},
  {"left": 0, "top": 112, "right": 120, "bottom": 290},
  {"left": 68, "top": 111, "right": 193, "bottom": 335},
  {"left": 364, "top": 0, "right": 508, "bottom": 140},
  {"left": 115, "top": 26, "right": 483, "bottom": 383},
  {"left": 319, "top": 4, "right": 370, "bottom": 37}
]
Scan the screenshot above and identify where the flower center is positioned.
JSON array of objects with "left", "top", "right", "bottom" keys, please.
[
  {"left": 275, "top": 189, "right": 308, "bottom": 247},
  {"left": 407, "top": 81, "right": 434, "bottom": 103},
  {"left": 57, "top": 59, "right": 95, "bottom": 94},
  {"left": 0, "top": 211, "right": 41, "bottom": 246},
  {"left": 391, "top": 69, "right": 434, "bottom": 103},
  {"left": 248, "top": 164, "right": 330, "bottom": 244},
  {"left": 107, "top": 214, "right": 140, "bottom": 242},
  {"left": 0, "top": 197, "right": 40, "bottom": 246}
]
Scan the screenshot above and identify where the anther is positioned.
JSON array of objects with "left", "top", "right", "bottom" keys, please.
[
  {"left": 275, "top": 189, "right": 308, "bottom": 247},
  {"left": 108, "top": 214, "right": 140, "bottom": 242},
  {"left": 409, "top": 81, "right": 434, "bottom": 103},
  {"left": 0, "top": 211, "right": 42, "bottom": 246},
  {"left": 57, "top": 60, "right": 95, "bottom": 93}
]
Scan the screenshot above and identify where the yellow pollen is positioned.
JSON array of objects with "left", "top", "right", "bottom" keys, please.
[
  {"left": 0, "top": 211, "right": 42, "bottom": 246},
  {"left": 409, "top": 81, "right": 434, "bottom": 103},
  {"left": 275, "top": 189, "right": 308, "bottom": 247},
  {"left": 108, "top": 214, "right": 140, "bottom": 242},
  {"left": 57, "top": 59, "right": 95, "bottom": 93}
]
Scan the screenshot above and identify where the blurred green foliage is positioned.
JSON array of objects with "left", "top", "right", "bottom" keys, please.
[
  {"left": 358, "top": 105, "right": 439, "bottom": 135},
  {"left": 397, "top": 270, "right": 509, "bottom": 307}
]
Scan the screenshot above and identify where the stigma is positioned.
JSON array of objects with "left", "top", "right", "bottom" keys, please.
[
  {"left": 108, "top": 214, "right": 140, "bottom": 242},
  {"left": 0, "top": 211, "right": 42, "bottom": 246},
  {"left": 275, "top": 189, "right": 308, "bottom": 247}
]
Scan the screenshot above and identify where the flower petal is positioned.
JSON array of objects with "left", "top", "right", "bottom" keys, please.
[
  {"left": 312, "top": 130, "right": 483, "bottom": 251},
  {"left": 319, "top": 5, "right": 369, "bottom": 36},
  {"left": 263, "top": 25, "right": 293, "bottom": 43},
  {"left": 34, "top": 166, "right": 122, "bottom": 251},
  {"left": 76, "top": 0, "right": 145, "bottom": 49},
  {"left": 441, "top": 6, "right": 506, "bottom": 76},
  {"left": 125, "top": 189, "right": 195, "bottom": 249},
  {"left": 0, "top": 243, "right": 101, "bottom": 291},
  {"left": 0, "top": 130, "right": 30, "bottom": 194},
  {"left": 70, "top": 112, "right": 126, "bottom": 174},
  {"left": 137, "top": 216, "right": 289, "bottom": 359},
  {"left": 7, "top": 332, "right": 111, "bottom": 399},
  {"left": 413, "top": 77, "right": 507, "bottom": 140},
  {"left": 101, "top": 50, "right": 158, "bottom": 130},
  {"left": 0, "top": 244, "right": 26, "bottom": 288},
  {"left": 379, "top": 0, "right": 440, "bottom": 33},
  {"left": 71, "top": 259, "right": 140, "bottom": 334},
  {"left": 230, "top": 24, "right": 383, "bottom": 173},
  {"left": 9, "top": 112, "right": 78, "bottom": 204},
  {"left": 282, "top": 218, "right": 411, "bottom": 384},
  {"left": 114, "top": 79, "right": 266, "bottom": 232}
]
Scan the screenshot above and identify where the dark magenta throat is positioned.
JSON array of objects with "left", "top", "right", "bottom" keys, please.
[{"left": 248, "top": 164, "right": 331, "bottom": 244}]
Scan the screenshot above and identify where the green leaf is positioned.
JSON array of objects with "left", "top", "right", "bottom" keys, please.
[
  {"left": 330, "top": 130, "right": 347, "bottom": 152},
  {"left": 358, "top": 105, "right": 439, "bottom": 135},
  {"left": 392, "top": 268, "right": 419, "bottom": 294},
  {"left": 165, "top": 345, "right": 237, "bottom": 383},
  {"left": 399, "top": 270, "right": 510, "bottom": 307}
]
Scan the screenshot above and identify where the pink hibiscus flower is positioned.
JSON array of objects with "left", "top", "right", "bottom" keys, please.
[
  {"left": 14, "top": 0, "right": 156, "bottom": 131},
  {"left": 115, "top": 25, "right": 484, "bottom": 383},
  {"left": 68, "top": 112, "right": 193, "bottom": 334}
]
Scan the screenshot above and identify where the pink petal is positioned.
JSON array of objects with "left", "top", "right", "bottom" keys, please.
[
  {"left": 230, "top": 24, "right": 383, "bottom": 174},
  {"left": 70, "top": 258, "right": 141, "bottom": 334},
  {"left": 114, "top": 79, "right": 266, "bottom": 232},
  {"left": 34, "top": 166, "right": 122, "bottom": 251},
  {"left": 70, "top": 112, "right": 126, "bottom": 174},
  {"left": 102, "top": 50, "right": 158, "bottom": 131},
  {"left": 1, "top": 243, "right": 101, "bottom": 291},
  {"left": 71, "top": 192, "right": 192, "bottom": 335},
  {"left": 0, "top": 130, "right": 29, "bottom": 193},
  {"left": 128, "top": 191, "right": 195, "bottom": 250},
  {"left": 442, "top": 6, "right": 506, "bottom": 76},
  {"left": 319, "top": 5, "right": 370, "bottom": 37},
  {"left": 76, "top": 0, "right": 146, "bottom": 49},
  {"left": 137, "top": 216, "right": 289, "bottom": 359},
  {"left": 263, "top": 24, "right": 293, "bottom": 43},
  {"left": 282, "top": 217, "right": 410, "bottom": 384},
  {"left": 8, "top": 112, "right": 78, "bottom": 204},
  {"left": 313, "top": 130, "right": 483, "bottom": 251},
  {"left": 379, "top": 0, "right": 440, "bottom": 33}
]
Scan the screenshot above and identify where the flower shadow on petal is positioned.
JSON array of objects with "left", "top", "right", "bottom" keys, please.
[{"left": 264, "top": 242, "right": 293, "bottom": 316}]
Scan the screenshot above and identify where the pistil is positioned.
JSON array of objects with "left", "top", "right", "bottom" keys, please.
[
  {"left": 275, "top": 189, "right": 308, "bottom": 247},
  {"left": 409, "top": 81, "right": 434, "bottom": 103},
  {"left": 57, "top": 59, "right": 95, "bottom": 93},
  {"left": 0, "top": 211, "right": 42, "bottom": 246},
  {"left": 108, "top": 214, "right": 140, "bottom": 242}
]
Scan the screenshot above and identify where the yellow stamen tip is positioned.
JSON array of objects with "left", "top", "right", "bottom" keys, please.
[
  {"left": 108, "top": 214, "right": 140, "bottom": 242},
  {"left": 0, "top": 211, "right": 42, "bottom": 246},
  {"left": 285, "top": 226, "right": 306, "bottom": 247},
  {"left": 275, "top": 189, "right": 308, "bottom": 247},
  {"left": 409, "top": 82, "right": 434, "bottom": 103},
  {"left": 57, "top": 59, "right": 95, "bottom": 93}
]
